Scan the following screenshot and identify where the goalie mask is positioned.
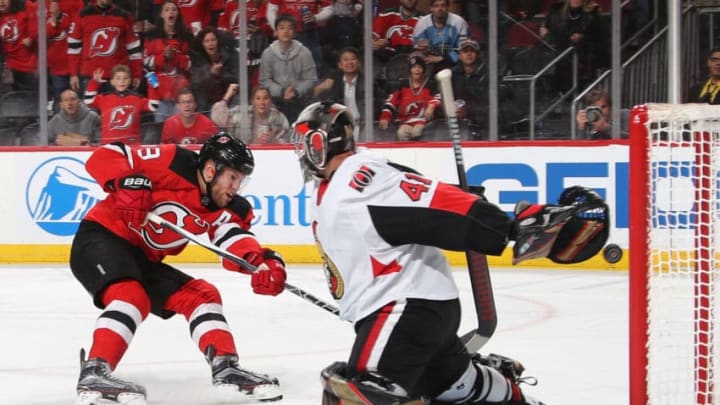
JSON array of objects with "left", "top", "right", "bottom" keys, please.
[{"left": 292, "top": 101, "right": 357, "bottom": 181}]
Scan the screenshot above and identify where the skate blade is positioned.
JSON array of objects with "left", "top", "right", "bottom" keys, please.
[
  {"left": 213, "top": 383, "right": 283, "bottom": 403},
  {"left": 76, "top": 391, "right": 146, "bottom": 405}
]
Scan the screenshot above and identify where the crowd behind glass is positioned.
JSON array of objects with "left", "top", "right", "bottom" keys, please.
[{"left": 0, "top": 0, "right": 652, "bottom": 146}]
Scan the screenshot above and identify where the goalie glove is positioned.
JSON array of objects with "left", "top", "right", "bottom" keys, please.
[
  {"left": 511, "top": 186, "right": 609, "bottom": 265},
  {"left": 244, "top": 249, "right": 287, "bottom": 296},
  {"left": 549, "top": 186, "right": 609, "bottom": 264},
  {"left": 511, "top": 202, "right": 577, "bottom": 265}
]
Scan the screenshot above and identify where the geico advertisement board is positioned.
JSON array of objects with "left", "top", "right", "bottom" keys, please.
[{"left": 5, "top": 144, "right": 630, "bottom": 265}]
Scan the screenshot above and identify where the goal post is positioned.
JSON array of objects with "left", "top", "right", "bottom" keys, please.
[{"left": 630, "top": 103, "right": 720, "bottom": 405}]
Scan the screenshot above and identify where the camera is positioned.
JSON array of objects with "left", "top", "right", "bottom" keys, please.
[{"left": 585, "top": 106, "right": 603, "bottom": 124}]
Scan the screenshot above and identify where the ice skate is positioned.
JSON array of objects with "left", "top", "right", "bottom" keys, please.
[
  {"left": 75, "top": 349, "right": 146, "bottom": 405},
  {"left": 205, "top": 345, "right": 282, "bottom": 402}
]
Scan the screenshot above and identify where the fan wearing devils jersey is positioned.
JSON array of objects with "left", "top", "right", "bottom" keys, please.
[
  {"left": 371, "top": 0, "right": 423, "bottom": 60},
  {"left": 143, "top": 0, "right": 194, "bottom": 121},
  {"left": 176, "top": 0, "right": 216, "bottom": 35},
  {"left": 292, "top": 101, "right": 556, "bottom": 405},
  {"left": 378, "top": 52, "right": 440, "bottom": 141},
  {"left": 70, "top": 133, "right": 286, "bottom": 405},
  {"left": 0, "top": 0, "right": 38, "bottom": 91},
  {"left": 84, "top": 64, "right": 159, "bottom": 145},
  {"left": 67, "top": 0, "right": 142, "bottom": 95},
  {"left": 46, "top": 0, "right": 74, "bottom": 113}
]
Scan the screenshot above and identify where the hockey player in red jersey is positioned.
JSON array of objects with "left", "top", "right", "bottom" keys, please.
[
  {"left": 70, "top": 133, "right": 286, "bottom": 404},
  {"left": 291, "top": 101, "right": 609, "bottom": 404}
]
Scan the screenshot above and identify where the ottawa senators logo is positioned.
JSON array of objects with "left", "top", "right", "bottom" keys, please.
[
  {"left": 349, "top": 165, "right": 374, "bottom": 192},
  {"left": 89, "top": 27, "right": 120, "bottom": 57},
  {"left": 109, "top": 105, "right": 136, "bottom": 130},
  {"left": 313, "top": 221, "right": 344, "bottom": 299},
  {"left": 143, "top": 203, "right": 210, "bottom": 250}
]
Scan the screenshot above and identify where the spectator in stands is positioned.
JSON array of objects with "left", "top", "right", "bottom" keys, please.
[
  {"left": 114, "top": 0, "right": 154, "bottom": 39},
  {"left": 212, "top": 84, "right": 290, "bottom": 144},
  {"left": 143, "top": 0, "right": 194, "bottom": 121},
  {"left": 412, "top": 0, "right": 468, "bottom": 73},
  {"left": 177, "top": 0, "right": 218, "bottom": 35},
  {"left": 321, "top": 0, "right": 363, "bottom": 67},
  {"left": 0, "top": 0, "right": 39, "bottom": 91},
  {"left": 259, "top": 14, "right": 317, "bottom": 122},
  {"left": 190, "top": 26, "right": 240, "bottom": 114},
  {"left": 217, "top": 0, "right": 273, "bottom": 88},
  {"left": 378, "top": 52, "right": 440, "bottom": 141},
  {"left": 161, "top": 88, "right": 219, "bottom": 144},
  {"left": 46, "top": 0, "right": 74, "bottom": 113},
  {"left": 68, "top": 0, "right": 143, "bottom": 95},
  {"left": 539, "top": 0, "right": 607, "bottom": 88},
  {"left": 575, "top": 87, "right": 628, "bottom": 139},
  {"left": 48, "top": 88, "right": 101, "bottom": 145},
  {"left": 211, "top": 83, "right": 291, "bottom": 144},
  {"left": 450, "top": 38, "right": 488, "bottom": 139},
  {"left": 449, "top": 36, "right": 518, "bottom": 138},
  {"left": 688, "top": 48, "right": 720, "bottom": 105},
  {"left": 313, "top": 46, "right": 379, "bottom": 128},
  {"left": 85, "top": 64, "right": 159, "bottom": 145},
  {"left": 266, "top": 0, "right": 334, "bottom": 76},
  {"left": 372, "top": 0, "right": 423, "bottom": 69}
]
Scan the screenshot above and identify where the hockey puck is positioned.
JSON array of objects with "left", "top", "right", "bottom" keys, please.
[{"left": 603, "top": 244, "right": 623, "bottom": 264}]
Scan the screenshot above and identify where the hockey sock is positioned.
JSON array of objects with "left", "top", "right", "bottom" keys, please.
[
  {"left": 164, "top": 279, "right": 237, "bottom": 356},
  {"left": 89, "top": 280, "right": 150, "bottom": 369}
]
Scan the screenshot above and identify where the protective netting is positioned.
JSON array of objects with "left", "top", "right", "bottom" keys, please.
[{"left": 635, "top": 103, "right": 720, "bottom": 404}]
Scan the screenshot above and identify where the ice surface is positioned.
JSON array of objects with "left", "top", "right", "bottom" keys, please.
[{"left": 0, "top": 264, "right": 627, "bottom": 405}]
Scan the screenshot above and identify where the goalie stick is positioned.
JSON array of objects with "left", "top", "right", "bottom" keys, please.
[
  {"left": 146, "top": 213, "right": 341, "bottom": 317},
  {"left": 435, "top": 68, "right": 497, "bottom": 353}
]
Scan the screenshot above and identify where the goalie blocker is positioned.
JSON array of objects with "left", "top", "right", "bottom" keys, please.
[{"left": 511, "top": 186, "right": 609, "bottom": 265}]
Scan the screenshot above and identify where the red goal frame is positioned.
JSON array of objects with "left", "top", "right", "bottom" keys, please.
[{"left": 629, "top": 104, "right": 715, "bottom": 405}]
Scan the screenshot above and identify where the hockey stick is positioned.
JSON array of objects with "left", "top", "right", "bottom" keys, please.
[
  {"left": 146, "top": 213, "right": 341, "bottom": 317},
  {"left": 435, "top": 69, "right": 497, "bottom": 353}
]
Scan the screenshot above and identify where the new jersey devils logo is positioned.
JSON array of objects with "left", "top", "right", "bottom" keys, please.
[
  {"left": 177, "top": 0, "right": 198, "bottom": 7},
  {"left": 404, "top": 101, "right": 423, "bottom": 118},
  {"left": 386, "top": 25, "right": 413, "bottom": 42},
  {"left": 90, "top": 27, "right": 120, "bottom": 57},
  {"left": 0, "top": 18, "right": 19, "bottom": 43},
  {"left": 109, "top": 105, "right": 136, "bottom": 130},
  {"left": 143, "top": 203, "right": 210, "bottom": 250}
]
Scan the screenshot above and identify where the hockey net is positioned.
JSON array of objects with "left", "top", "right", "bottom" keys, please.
[{"left": 630, "top": 103, "right": 720, "bottom": 405}]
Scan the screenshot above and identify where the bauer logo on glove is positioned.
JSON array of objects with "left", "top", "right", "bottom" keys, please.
[{"left": 121, "top": 176, "right": 152, "bottom": 189}]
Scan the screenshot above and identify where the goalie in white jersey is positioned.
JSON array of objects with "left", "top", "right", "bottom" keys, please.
[{"left": 292, "top": 101, "right": 609, "bottom": 405}]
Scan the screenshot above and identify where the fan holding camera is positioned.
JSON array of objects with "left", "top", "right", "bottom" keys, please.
[{"left": 575, "top": 88, "right": 612, "bottom": 139}]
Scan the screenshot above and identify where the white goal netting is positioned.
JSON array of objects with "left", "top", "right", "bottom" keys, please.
[{"left": 630, "top": 103, "right": 720, "bottom": 405}]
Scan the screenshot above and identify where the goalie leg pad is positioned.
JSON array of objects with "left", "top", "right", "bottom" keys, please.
[{"left": 320, "top": 362, "right": 428, "bottom": 405}]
